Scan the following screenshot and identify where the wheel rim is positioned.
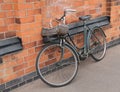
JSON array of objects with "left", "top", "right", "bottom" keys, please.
[
  {"left": 36, "top": 44, "right": 78, "bottom": 86},
  {"left": 90, "top": 28, "right": 106, "bottom": 60}
]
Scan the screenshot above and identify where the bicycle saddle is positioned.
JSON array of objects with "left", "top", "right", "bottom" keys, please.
[{"left": 79, "top": 15, "right": 91, "bottom": 21}]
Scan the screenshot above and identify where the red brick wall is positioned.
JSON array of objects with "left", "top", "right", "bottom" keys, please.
[
  {"left": 42, "top": 0, "right": 107, "bottom": 27},
  {"left": 0, "top": 0, "right": 44, "bottom": 85},
  {"left": 0, "top": 0, "right": 120, "bottom": 85},
  {"left": 0, "top": 0, "right": 16, "bottom": 39},
  {"left": 106, "top": 0, "right": 120, "bottom": 42}
]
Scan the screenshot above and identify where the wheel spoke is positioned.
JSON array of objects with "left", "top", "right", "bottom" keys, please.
[
  {"left": 90, "top": 27, "right": 106, "bottom": 61},
  {"left": 36, "top": 43, "right": 78, "bottom": 87}
]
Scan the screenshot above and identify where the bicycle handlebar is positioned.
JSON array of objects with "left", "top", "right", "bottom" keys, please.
[
  {"left": 57, "top": 9, "right": 76, "bottom": 22},
  {"left": 65, "top": 9, "right": 76, "bottom": 13},
  {"left": 50, "top": 9, "right": 76, "bottom": 27}
]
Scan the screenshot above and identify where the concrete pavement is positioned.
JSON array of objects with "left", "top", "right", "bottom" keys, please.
[{"left": 12, "top": 44, "right": 120, "bottom": 92}]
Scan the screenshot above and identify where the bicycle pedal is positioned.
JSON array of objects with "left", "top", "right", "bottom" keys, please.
[
  {"left": 80, "top": 56, "right": 87, "bottom": 61},
  {"left": 80, "top": 54, "right": 88, "bottom": 60},
  {"left": 83, "top": 53, "right": 88, "bottom": 57}
]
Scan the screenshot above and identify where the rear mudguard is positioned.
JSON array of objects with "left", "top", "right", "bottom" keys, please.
[{"left": 87, "top": 26, "right": 106, "bottom": 50}]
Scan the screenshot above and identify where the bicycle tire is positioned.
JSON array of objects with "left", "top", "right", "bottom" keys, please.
[
  {"left": 88, "top": 27, "right": 107, "bottom": 61},
  {"left": 36, "top": 43, "right": 78, "bottom": 87}
]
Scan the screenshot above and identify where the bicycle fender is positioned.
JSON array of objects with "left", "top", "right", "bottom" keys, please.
[
  {"left": 87, "top": 26, "right": 106, "bottom": 50},
  {"left": 91, "top": 26, "right": 106, "bottom": 37}
]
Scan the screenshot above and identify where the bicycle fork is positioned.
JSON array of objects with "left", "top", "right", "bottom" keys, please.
[{"left": 56, "top": 39, "right": 65, "bottom": 64}]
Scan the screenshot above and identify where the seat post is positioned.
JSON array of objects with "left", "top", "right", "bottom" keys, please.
[
  {"left": 83, "top": 20, "right": 88, "bottom": 55},
  {"left": 83, "top": 20, "right": 87, "bottom": 27}
]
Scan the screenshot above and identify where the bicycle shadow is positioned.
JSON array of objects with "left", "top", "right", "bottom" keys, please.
[{"left": 78, "top": 56, "right": 96, "bottom": 68}]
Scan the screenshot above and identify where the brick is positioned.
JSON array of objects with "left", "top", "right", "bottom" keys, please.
[
  {"left": 19, "top": 24, "right": 31, "bottom": 30},
  {"left": 76, "top": 11, "right": 85, "bottom": 16},
  {"left": 6, "top": 78, "right": 22, "bottom": 88},
  {"left": 20, "top": 22, "right": 42, "bottom": 30},
  {"left": 8, "top": 24, "right": 20, "bottom": 31},
  {"left": 35, "top": 46, "right": 42, "bottom": 52},
  {"left": 23, "top": 41, "right": 37, "bottom": 49},
  {"left": 13, "top": 3, "right": 34, "bottom": 10},
  {"left": 19, "top": 81, "right": 25, "bottom": 86},
  {"left": 15, "top": 16, "right": 35, "bottom": 24},
  {"left": 23, "top": 72, "right": 36, "bottom": 81},
  {"left": 28, "top": 48, "right": 35, "bottom": 55},
  {"left": 1, "top": 4, "right": 13, "bottom": 10},
  {"left": 26, "top": 79, "right": 33, "bottom": 84},
  {"left": 25, "top": 66, "right": 35, "bottom": 74},
  {"left": 46, "top": 58, "right": 57, "bottom": 66},
  {"left": 30, "top": 34, "right": 42, "bottom": 42},
  {"left": 5, "top": 61, "right": 17, "bottom": 69},
  {"left": 73, "top": 1, "right": 84, "bottom": 7},
  {"left": 10, "top": 85, "right": 19, "bottom": 90},
  {"left": 28, "top": 60, "right": 35, "bottom": 66},
  {"left": 5, "top": 18, "right": 15, "bottom": 25},
  {"left": 22, "top": 36, "right": 30, "bottom": 44},
  {"left": 0, "top": 64, "right": 5, "bottom": 70},
  {"left": 8, "top": 24, "right": 15, "bottom": 31},
  {"left": 35, "top": 14, "right": 42, "bottom": 22},
  {"left": 0, "top": 12, "right": 6, "bottom": 18},
  {"left": 48, "top": 53, "right": 54, "bottom": 59},
  {"left": 3, "top": 74, "right": 17, "bottom": 83},
  {"left": 15, "top": 10, "right": 26, "bottom": 17},
  {"left": 0, "top": 26, "right": 8, "bottom": 32},
  {"left": 13, "top": 63, "right": 27, "bottom": 72},
  {"left": 0, "top": 19, "right": 5, "bottom": 26},
  {"left": 0, "top": 71, "right": 4, "bottom": 77},
  {"left": 24, "top": 53, "right": 37, "bottom": 61},
  {"left": 0, "top": 79, "right": 2, "bottom": 84},
  {"left": 106, "top": 0, "right": 111, "bottom": 2},
  {"left": 115, "top": 1, "right": 120, "bottom": 6},
  {"left": 90, "top": 9, "right": 96, "bottom": 14},
  {"left": 16, "top": 70, "right": 24, "bottom": 77},
  {"left": 36, "top": 40, "right": 43, "bottom": 46},
  {"left": 5, "top": 68, "right": 13, "bottom": 75},
  {"left": 26, "top": 0, "right": 38, "bottom": 2},
  {"left": 12, "top": 50, "right": 28, "bottom": 59},
  {"left": 5, "top": 31, "right": 16, "bottom": 38},
  {"left": 0, "top": 33, "right": 5, "bottom": 39},
  {"left": 13, "top": 0, "right": 25, "bottom": 3},
  {"left": 21, "top": 29, "right": 40, "bottom": 36},
  {"left": 0, "top": 0, "right": 3, "bottom": 3},
  {"left": 37, "top": 52, "right": 48, "bottom": 62},
  {"left": 34, "top": 1, "right": 45, "bottom": 9},
  {"left": 27, "top": 9, "right": 41, "bottom": 16},
  {"left": 2, "top": 55, "right": 11, "bottom": 62},
  {"left": 15, "top": 58, "right": 24, "bottom": 65},
  {"left": 0, "top": 84, "right": 5, "bottom": 91},
  {"left": 6, "top": 11, "right": 15, "bottom": 18},
  {"left": 3, "top": 0, "right": 13, "bottom": 3}
]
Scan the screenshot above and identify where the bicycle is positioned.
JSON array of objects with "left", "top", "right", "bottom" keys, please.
[{"left": 36, "top": 9, "right": 107, "bottom": 87}]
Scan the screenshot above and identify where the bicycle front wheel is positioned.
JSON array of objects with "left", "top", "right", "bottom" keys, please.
[
  {"left": 89, "top": 27, "right": 107, "bottom": 61},
  {"left": 36, "top": 43, "right": 78, "bottom": 87}
]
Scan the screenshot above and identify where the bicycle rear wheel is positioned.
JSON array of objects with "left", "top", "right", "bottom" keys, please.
[
  {"left": 36, "top": 43, "right": 78, "bottom": 87},
  {"left": 89, "top": 27, "right": 106, "bottom": 61}
]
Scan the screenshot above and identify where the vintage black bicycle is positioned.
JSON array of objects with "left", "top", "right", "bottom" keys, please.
[{"left": 36, "top": 9, "right": 107, "bottom": 87}]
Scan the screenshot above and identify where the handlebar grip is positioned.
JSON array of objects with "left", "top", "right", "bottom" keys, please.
[{"left": 65, "top": 9, "right": 76, "bottom": 13}]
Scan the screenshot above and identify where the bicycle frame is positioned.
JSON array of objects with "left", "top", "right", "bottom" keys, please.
[
  {"left": 49, "top": 8, "right": 106, "bottom": 60},
  {"left": 61, "top": 21, "right": 92, "bottom": 58}
]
